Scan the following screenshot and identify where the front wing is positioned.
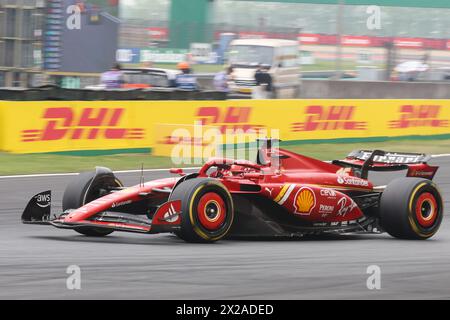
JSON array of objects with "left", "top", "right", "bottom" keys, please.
[{"left": 22, "top": 190, "right": 182, "bottom": 234}]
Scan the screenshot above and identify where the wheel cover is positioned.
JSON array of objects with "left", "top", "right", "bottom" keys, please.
[
  {"left": 196, "top": 192, "right": 226, "bottom": 231},
  {"left": 415, "top": 192, "right": 438, "bottom": 228}
]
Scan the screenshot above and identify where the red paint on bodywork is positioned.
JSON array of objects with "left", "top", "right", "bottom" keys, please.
[
  {"left": 64, "top": 177, "right": 178, "bottom": 223},
  {"left": 153, "top": 200, "right": 182, "bottom": 225},
  {"left": 61, "top": 146, "right": 438, "bottom": 230}
]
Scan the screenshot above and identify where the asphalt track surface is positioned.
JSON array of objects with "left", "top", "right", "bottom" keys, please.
[{"left": 1, "top": 158, "right": 449, "bottom": 300}]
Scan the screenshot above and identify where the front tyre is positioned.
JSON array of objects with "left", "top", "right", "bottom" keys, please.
[
  {"left": 380, "top": 178, "right": 443, "bottom": 240},
  {"left": 63, "top": 167, "right": 123, "bottom": 237},
  {"left": 169, "top": 178, "right": 234, "bottom": 243}
]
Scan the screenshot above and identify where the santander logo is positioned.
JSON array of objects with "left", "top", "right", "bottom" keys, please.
[{"left": 337, "top": 176, "right": 369, "bottom": 187}]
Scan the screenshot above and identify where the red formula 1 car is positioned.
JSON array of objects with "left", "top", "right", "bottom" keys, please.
[{"left": 22, "top": 139, "right": 444, "bottom": 242}]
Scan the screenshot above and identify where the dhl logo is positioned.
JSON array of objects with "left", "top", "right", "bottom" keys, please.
[
  {"left": 196, "top": 106, "right": 266, "bottom": 133},
  {"left": 157, "top": 136, "right": 209, "bottom": 146},
  {"left": 389, "top": 105, "right": 449, "bottom": 129},
  {"left": 21, "top": 107, "right": 145, "bottom": 142},
  {"left": 291, "top": 106, "right": 367, "bottom": 132}
]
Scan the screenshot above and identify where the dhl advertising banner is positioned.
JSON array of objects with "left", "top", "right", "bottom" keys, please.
[{"left": 0, "top": 100, "right": 449, "bottom": 154}]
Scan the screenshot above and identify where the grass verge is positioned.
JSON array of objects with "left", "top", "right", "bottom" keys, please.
[{"left": 1, "top": 139, "right": 449, "bottom": 175}]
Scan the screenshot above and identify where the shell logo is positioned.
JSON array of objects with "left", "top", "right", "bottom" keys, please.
[{"left": 294, "top": 187, "right": 316, "bottom": 215}]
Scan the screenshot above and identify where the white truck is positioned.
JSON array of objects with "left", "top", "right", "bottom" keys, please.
[{"left": 227, "top": 38, "right": 301, "bottom": 98}]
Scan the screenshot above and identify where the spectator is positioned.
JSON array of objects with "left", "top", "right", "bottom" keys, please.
[
  {"left": 100, "top": 63, "right": 124, "bottom": 89},
  {"left": 213, "top": 66, "right": 233, "bottom": 92},
  {"left": 175, "top": 62, "right": 198, "bottom": 90},
  {"left": 252, "top": 64, "right": 273, "bottom": 99}
]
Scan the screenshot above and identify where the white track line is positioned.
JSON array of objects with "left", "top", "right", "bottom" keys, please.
[
  {"left": 431, "top": 154, "right": 450, "bottom": 158},
  {"left": 0, "top": 167, "right": 201, "bottom": 179},
  {"left": 1, "top": 153, "right": 450, "bottom": 179}
]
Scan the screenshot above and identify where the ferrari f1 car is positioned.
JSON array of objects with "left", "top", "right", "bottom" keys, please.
[{"left": 22, "top": 139, "right": 444, "bottom": 242}]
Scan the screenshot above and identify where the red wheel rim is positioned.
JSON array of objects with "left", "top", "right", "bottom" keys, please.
[
  {"left": 197, "top": 192, "right": 226, "bottom": 231},
  {"left": 415, "top": 192, "right": 438, "bottom": 228}
]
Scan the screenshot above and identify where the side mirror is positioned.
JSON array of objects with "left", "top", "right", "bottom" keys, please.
[{"left": 170, "top": 168, "right": 185, "bottom": 176}]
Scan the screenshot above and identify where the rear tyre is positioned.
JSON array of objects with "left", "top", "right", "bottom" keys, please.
[
  {"left": 169, "top": 178, "right": 234, "bottom": 243},
  {"left": 62, "top": 168, "right": 123, "bottom": 237},
  {"left": 380, "top": 178, "right": 443, "bottom": 240}
]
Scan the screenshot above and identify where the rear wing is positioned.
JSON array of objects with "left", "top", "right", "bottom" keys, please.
[
  {"left": 333, "top": 150, "right": 438, "bottom": 180},
  {"left": 347, "top": 150, "right": 431, "bottom": 164}
]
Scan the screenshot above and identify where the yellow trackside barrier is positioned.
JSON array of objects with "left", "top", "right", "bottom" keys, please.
[
  {"left": 0, "top": 100, "right": 449, "bottom": 154},
  {"left": 0, "top": 103, "right": 5, "bottom": 151}
]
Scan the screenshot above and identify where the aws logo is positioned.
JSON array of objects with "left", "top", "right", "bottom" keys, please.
[
  {"left": 21, "top": 107, "right": 145, "bottom": 142},
  {"left": 291, "top": 105, "right": 367, "bottom": 132},
  {"left": 389, "top": 105, "right": 449, "bottom": 129},
  {"left": 35, "top": 192, "right": 51, "bottom": 208},
  {"left": 294, "top": 187, "right": 316, "bottom": 215}
]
